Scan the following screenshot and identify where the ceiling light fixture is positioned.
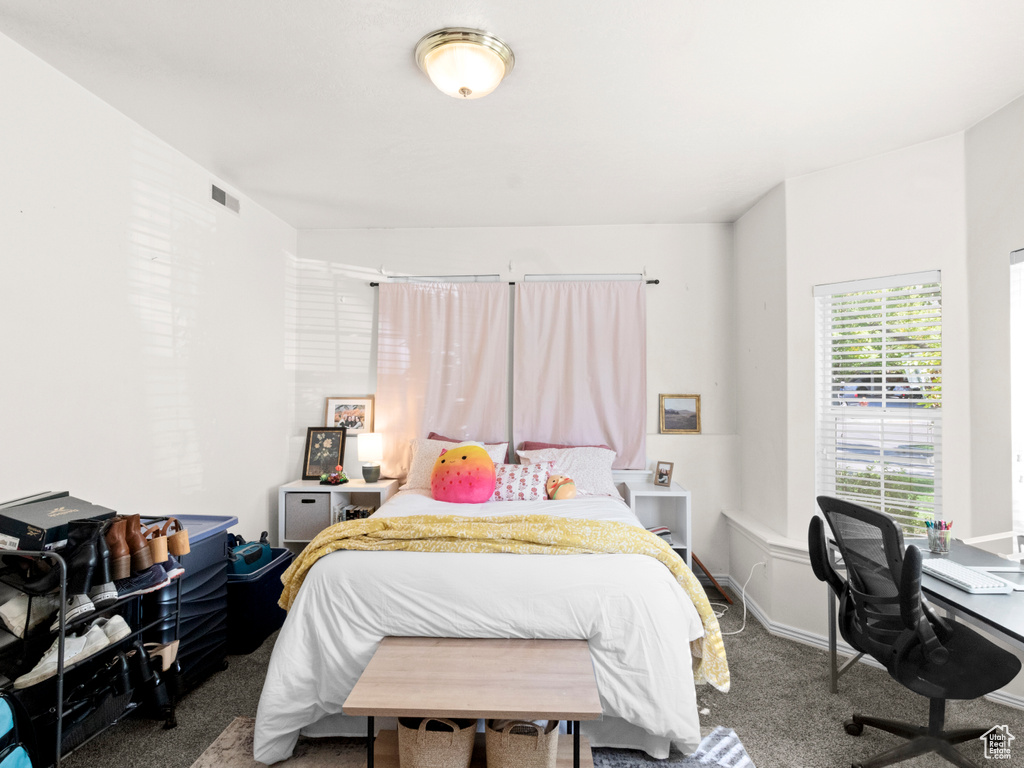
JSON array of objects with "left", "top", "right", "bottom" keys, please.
[{"left": 415, "top": 27, "right": 515, "bottom": 100}]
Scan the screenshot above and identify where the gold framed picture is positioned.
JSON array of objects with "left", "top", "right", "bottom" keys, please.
[
  {"left": 654, "top": 460, "right": 674, "bottom": 487},
  {"left": 660, "top": 394, "right": 701, "bottom": 434},
  {"left": 324, "top": 395, "right": 374, "bottom": 434}
]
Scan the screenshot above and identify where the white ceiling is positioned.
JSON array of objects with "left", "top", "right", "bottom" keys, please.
[{"left": 4, "top": 1, "right": 1024, "bottom": 230}]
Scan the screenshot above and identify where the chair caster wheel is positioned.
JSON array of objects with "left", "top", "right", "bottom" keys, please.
[{"left": 844, "top": 719, "right": 864, "bottom": 736}]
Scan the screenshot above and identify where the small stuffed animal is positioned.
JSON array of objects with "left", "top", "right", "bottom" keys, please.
[
  {"left": 431, "top": 444, "right": 497, "bottom": 503},
  {"left": 546, "top": 475, "right": 577, "bottom": 500}
]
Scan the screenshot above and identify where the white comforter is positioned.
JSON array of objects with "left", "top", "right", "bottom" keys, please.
[{"left": 253, "top": 492, "right": 705, "bottom": 764}]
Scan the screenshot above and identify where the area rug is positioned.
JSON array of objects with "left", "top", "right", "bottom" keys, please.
[
  {"left": 189, "top": 717, "right": 364, "bottom": 768},
  {"left": 191, "top": 719, "right": 755, "bottom": 768}
]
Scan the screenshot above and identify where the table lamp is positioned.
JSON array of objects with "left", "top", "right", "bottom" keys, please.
[{"left": 358, "top": 433, "right": 383, "bottom": 483}]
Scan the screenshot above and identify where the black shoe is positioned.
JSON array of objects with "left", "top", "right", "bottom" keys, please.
[
  {"left": 115, "top": 565, "right": 170, "bottom": 599},
  {"left": 129, "top": 639, "right": 171, "bottom": 715},
  {"left": 87, "top": 521, "right": 117, "bottom": 607},
  {"left": 161, "top": 554, "right": 185, "bottom": 581},
  {"left": 63, "top": 522, "right": 99, "bottom": 598}
]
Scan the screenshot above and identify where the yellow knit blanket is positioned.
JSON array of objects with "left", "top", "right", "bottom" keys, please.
[{"left": 279, "top": 514, "right": 730, "bottom": 692}]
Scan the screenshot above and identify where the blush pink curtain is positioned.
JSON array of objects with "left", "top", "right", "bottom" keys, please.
[
  {"left": 376, "top": 282, "right": 509, "bottom": 479},
  {"left": 513, "top": 281, "right": 646, "bottom": 469}
]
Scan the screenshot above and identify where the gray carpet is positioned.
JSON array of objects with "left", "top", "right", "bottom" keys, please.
[{"left": 59, "top": 587, "right": 1024, "bottom": 767}]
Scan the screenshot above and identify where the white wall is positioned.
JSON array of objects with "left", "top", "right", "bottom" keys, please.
[
  {"left": 297, "top": 225, "right": 740, "bottom": 572},
  {"left": 728, "top": 134, "right": 970, "bottom": 634},
  {"left": 785, "top": 133, "right": 969, "bottom": 538},
  {"left": 965, "top": 93, "right": 1024, "bottom": 536},
  {"left": 0, "top": 33, "right": 297, "bottom": 539},
  {"left": 734, "top": 183, "right": 789, "bottom": 537}
]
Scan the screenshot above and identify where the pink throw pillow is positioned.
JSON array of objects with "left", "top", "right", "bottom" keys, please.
[
  {"left": 520, "top": 440, "right": 613, "bottom": 452},
  {"left": 431, "top": 445, "right": 497, "bottom": 503},
  {"left": 491, "top": 462, "right": 554, "bottom": 502}
]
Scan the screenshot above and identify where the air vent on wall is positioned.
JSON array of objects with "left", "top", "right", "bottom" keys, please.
[{"left": 211, "top": 184, "right": 240, "bottom": 214}]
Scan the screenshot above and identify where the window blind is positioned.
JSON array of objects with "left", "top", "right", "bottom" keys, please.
[{"left": 815, "top": 273, "right": 942, "bottom": 533}]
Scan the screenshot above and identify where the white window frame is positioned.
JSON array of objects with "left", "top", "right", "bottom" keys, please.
[
  {"left": 1011, "top": 250, "right": 1024, "bottom": 532},
  {"left": 814, "top": 271, "right": 942, "bottom": 533}
]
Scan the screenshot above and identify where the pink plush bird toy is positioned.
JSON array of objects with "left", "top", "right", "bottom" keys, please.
[{"left": 430, "top": 444, "right": 497, "bottom": 503}]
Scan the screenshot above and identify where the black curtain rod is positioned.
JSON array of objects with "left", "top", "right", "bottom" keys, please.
[{"left": 369, "top": 279, "right": 660, "bottom": 287}]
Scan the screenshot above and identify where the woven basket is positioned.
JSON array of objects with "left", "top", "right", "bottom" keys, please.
[
  {"left": 397, "top": 717, "right": 476, "bottom": 768},
  {"left": 484, "top": 719, "right": 559, "bottom": 768}
]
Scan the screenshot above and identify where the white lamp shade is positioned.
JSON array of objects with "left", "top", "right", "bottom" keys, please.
[
  {"left": 358, "top": 432, "right": 384, "bottom": 464},
  {"left": 423, "top": 42, "right": 508, "bottom": 99}
]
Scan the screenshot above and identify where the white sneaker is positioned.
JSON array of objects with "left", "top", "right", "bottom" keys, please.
[
  {"left": 91, "top": 614, "right": 131, "bottom": 644},
  {"left": 0, "top": 593, "right": 60, "bottom": 638},
  {"left": 14, "top": 622, "right": 109, "bottom": 689}
]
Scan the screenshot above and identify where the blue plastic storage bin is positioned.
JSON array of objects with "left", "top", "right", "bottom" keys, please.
[
  {"left": 226, "top": 547, "right": 294, "bottom": 655},
  {"left": 143, "top": 514, "right": 237, "bottom": 689}
]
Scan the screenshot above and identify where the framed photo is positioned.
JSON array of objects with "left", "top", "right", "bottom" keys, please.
[
  {"left": 324, "top": 395, "right": 374, "bottom": 434},
  {"left": 302, "top": 427, "right": 347, "bottom": 480},
  {"left": 654, "top": 461, "right": 674, "bottom": 487},
  {"left": 660, "top": 394, "right": 701, "bottom": 434}
]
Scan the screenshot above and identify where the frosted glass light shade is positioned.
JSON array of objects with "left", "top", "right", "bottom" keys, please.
[
  {"left": 415, "top": 28, "right": 514, "bottom": 100},
  {"left": 358, "top": 432, "right": 383, "bottom": 464}
]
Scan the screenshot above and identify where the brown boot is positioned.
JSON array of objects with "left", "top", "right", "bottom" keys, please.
[
  {"left": 124, "top": 514, "right": 154, "bottom": 573},
  {"left": 105, "top": 518, "right": 131, "bottom": 580}
]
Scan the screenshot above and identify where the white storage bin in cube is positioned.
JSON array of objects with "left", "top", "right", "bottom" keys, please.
[{"left": 284, "top": 494, "right": 330, "bottom": 541}]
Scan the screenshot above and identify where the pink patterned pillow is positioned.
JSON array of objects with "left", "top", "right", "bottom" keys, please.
[{"left": 491, "top": 462, "right": 555, "bottom": 502}]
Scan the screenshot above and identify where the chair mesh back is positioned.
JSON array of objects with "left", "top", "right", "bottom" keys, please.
[
  {"left": 828, "top": 513, "right": 897, "bottom": 600},
  {"left": 817, "top": 496, "right": 906, "bottom": 660}
]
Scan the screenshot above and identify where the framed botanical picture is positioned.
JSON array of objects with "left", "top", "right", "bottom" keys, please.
[
  {"left": 302, "top": 427, "right": 347, "bottom": 480},
  {"left": 654, "top": 460, "right": 674, "bottom": 487},
  {"left": 660, "top": 394, "right": 701, "bottom": 434},
  {"left": 324, "top": 395, "right": 374, "bottom": 434}
]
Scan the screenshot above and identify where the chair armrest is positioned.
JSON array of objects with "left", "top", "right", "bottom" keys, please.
[{"left": 900, "top": 545, "right": 949, "bottom": 666}]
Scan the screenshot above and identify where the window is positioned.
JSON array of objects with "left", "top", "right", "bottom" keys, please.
[
  {"left": 1012, "top": 251, "right": 1024, "bottom": 531},
  {"left": 815, "top": 272, "right": 942, "bottom": 533}
]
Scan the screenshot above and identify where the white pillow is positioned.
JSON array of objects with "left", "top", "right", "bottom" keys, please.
[
  {"left": 402, "top": 438, "right": 508, "bottom": 490},
  {"left": 516, "top": 446, "right": 619, "bottom": 497},
  {"left": 491, "top": 461, "right": 555, "bottom": 501}
]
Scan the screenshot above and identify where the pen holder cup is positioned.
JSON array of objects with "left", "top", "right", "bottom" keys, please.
[{"left": 927, "top": 528, "right": 951, "bottom": 555}]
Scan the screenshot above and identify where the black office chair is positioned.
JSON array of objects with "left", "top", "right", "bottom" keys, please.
[{"left": 809, "top": 495, "right": 1022, "bottom": 768}]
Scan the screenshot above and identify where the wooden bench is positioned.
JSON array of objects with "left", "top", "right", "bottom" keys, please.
[{"left": 344, "top": 636, "right": 603, "bottom": 768}]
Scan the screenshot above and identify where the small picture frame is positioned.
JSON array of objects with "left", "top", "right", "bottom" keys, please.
[
  {"left": 302, "top": 427, "right": 347, "bottom": 480},
  {"left": 660, "top": 394, "right": 701, "bottom": 434},
  {"left": 654, "top": 461, "right": 674, "bottom": 487},
  {"left": 324, "top": 396, "right": 374, "bottom": 434}
]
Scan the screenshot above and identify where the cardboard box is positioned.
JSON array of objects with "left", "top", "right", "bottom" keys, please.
[{"left": 0, "top": 495, "right": 116, "bottom": 551}]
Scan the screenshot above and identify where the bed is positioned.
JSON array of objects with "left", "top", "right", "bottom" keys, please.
[{"left": 253, "top": 485, "right": 728, "bottom": 765}]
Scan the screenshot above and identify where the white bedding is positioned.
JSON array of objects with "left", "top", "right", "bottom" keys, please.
[{"left": 253, "top": 492, "right": 705, "bottom": 764}]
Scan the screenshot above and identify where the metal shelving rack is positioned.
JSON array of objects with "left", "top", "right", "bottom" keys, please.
[{"left": 0, "top": 549, "right": 182, "bottom": 767}]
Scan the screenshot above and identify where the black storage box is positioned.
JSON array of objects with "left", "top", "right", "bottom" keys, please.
[
  {"left": 143, "top": 515, "right": 235, "bottom": 691},
  {"left": 0, "top": 495, "right": 115, "bottom": 551},
  {"left": 226, "top": 547, "right": 293, "bottom": 654}
]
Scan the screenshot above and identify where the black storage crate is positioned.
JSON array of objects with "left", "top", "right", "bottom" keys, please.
[
  {"left": 226, "top": 548, "right": 293, "bottom": 655},
  {"left": 143, "top": 515, "right": 235, "bottom": 691}
]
